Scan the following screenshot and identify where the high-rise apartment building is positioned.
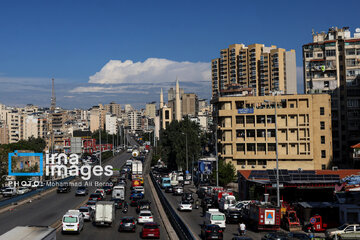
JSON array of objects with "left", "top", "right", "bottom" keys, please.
[
  {"left": 168, "top": 87, "right": 184, "bottom": 102},
  {"left": 105, "top": 113, "right": 117, "bottom": 135},
  {"left": 212, "top": 43, "right": 297, "bottom": 97},
  {"left": 145, "top": 102, "right": 156, "bottom": 119},
  {"left": 182, "top": 93, "right": 198, "bottom": 117},
  {"left": 105, "top": 102, "right": 121, "bottom": 117},
  {"left": 127, "top": 110, "right": 142, "bottom": 131},
  {"left": 212, "top": 94, "right": 332, "bottom": 171},
  {"left": 303, "top": 27, "right": 360, "bottom": 166}
]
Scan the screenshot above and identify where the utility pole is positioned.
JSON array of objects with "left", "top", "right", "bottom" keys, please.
[
  {"left": 215, "top": 127, "right": 219, "bottom": 187},
  {"left": 186, "top": 133, "right": 188, "bottom": 172},
  {"left": 274, "top": 97, "right": 280, "bottom": 208},
  {"left": 112, "top": 132, "right": 114, "bottom": 156}
]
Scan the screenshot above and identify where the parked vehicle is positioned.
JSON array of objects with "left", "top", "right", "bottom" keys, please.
[
  {"left": 1, "top": 226, "right": 56, "bottom": 240},
  {"left": 17, "top": 187, "right": 30, "bottom": 195},
  {"left": 62, "top": 210, "right": 84, "bottom": 233},
  {"left": 138, "top": 210, "right": 154, "bottom": 224},
  {"left": 118, "top": 216, "right": 137, "bottom": 232},
  {"left": 75, "top": 186, "right": 88, "bottom": 196},
  {"left": 178, "top": 200, "right": 193, "bottom": 211},
  {"left": 242, "top": 202, "right": 281, "bottom": 231},
  {"left": 325, "top": 224, "right": 360, "bottom": 239},
  {"left": 141, "top": 222, "right": 160, "bottom": 239},
  {"left": 94, "top": 201, "right": 115, "bottom": 226},
  {"left": 78, "top": 206, "right": 94, "bottom": 221},
  {"left": 282, "top": 210, "right": 301, "bottom": 232},
  {"left": 57, "top": 185, "right": 71, "bottom": 193},
  {"left": 2, "top": 187, "right": 17, "bottom": 197},
  {"left": 204, "top": 209, "right": 226, "bottom": 228},
  {"left": 200, "top": 224, "right": 223, "bottom": 240}
]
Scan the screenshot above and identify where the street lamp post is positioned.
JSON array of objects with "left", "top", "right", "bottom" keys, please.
[
  {"left": 186, "top": 133, "right": 188, "bottom": 172},
  {"left": 265, "top": 98, "right": 280, "bottom": 207},
  {"left": 215, "top": 125, "right": 219, "bottom": 187}
]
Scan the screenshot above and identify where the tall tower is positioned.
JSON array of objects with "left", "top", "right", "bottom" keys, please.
[
  {"left": 50, "top": 78, "right": 56, "bottom": 112},
  {"left": 160, "top": 88, "right": 164, "bottom": 109},
  {"left": 175, "top": 78, "right": 181, "bottom": 121}
]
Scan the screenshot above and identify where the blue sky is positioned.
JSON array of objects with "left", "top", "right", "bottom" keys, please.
[{"left": 0, "top": 0, "right": 359, "bottom": 109}]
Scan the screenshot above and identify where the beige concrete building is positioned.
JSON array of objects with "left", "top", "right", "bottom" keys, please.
[
  {"left": 182, "top": 93, "right": 198, "bottom": 117},
  {"left": 160, "top": 105, "right": 172, "bottom": 129},
  {"left": 212, "top": 94, "right": 332, "bottom": 171},
  {"left": 145, "top": 102, "right": 156, "bottom": 119},
  {"left": 0, "top": 122, "right": 8, "bottom": 144},
  {"left": 89, "top": 106, "right": 106, "bottom": 132},
  {"left": 105, "top": 102, "right": 121, "bottom": 117},
  {"left": 303, "top": 27, "right": 360, "bottom": 166},
  {"left": 212, "top": 43, "right": 297, "bottom": 97}
]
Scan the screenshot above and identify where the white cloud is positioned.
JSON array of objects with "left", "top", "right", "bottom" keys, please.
[
  {"left": 88, "top": 58, "right": 210, "bottom": 84},
  {"left": 70, "top": 86, "right": 149, "bottom": 94}
]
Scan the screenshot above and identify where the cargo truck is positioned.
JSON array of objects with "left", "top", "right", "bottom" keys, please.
[
  {"left": 242, "top": 202, "right": 281, "bottom": 231},
  {"left": 94, "top": 201, "right": 115, "bottom": 226},
  {"left": 131, "top": 160, "right": 143, "bottom": 180}
]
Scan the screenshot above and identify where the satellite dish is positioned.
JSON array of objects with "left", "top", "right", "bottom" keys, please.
[{"left": 132, "top": 150, "right": 139, "bottom": 157}]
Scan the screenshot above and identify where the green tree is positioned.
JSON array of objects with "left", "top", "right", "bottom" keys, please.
[
  {"left": 160, "top": 116, "right": 202, "bottom": 171},
  {"left": 215, "top": 159, "right": 236, "bottom": 187}
]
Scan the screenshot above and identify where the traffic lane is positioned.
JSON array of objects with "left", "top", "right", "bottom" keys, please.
[
  {"left": 0, "top": 152, "right": 131, "bottom": 235},
  {"left": 161, "top": 186, "right": 266, "bottom": 240},
  {"left": 57, "top": 170, "right": 168, "bottom": 239}
]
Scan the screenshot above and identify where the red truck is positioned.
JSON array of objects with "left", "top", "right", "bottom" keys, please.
[{"left": 242, "top": 202, "right": 281, "bottom": 231}]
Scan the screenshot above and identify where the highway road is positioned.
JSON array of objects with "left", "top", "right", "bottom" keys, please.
[
  {"left": 160, "top": 183, "right": 268, "bottom": 239},
  {"left": 0, "top": 136, "right": 169, "bottom": 239}
]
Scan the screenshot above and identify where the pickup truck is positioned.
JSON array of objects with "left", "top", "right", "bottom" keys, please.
[{"left": 325, "top": 224, "right": 360, "bottom": 240}]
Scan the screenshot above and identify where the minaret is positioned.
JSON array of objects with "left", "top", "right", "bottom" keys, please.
[
  {"left": 160, "top": 88, "right": 164, "bottom": 109},
  {"left": 175, "top": 78, "right": 181, "bottom": 121}
]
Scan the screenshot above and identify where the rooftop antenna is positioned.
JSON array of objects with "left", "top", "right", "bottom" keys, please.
[{"left": 50, "top": 78, "right": 56, "bottom": 111}]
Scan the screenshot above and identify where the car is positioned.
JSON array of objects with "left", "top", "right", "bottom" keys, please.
[
  {"left": 57, "top": 185, "right": 71, "bottom": 193},
  {"left": 130, "top": 192, "right": 144, "bottom": 200},
  {"left": 225, "top": 209, "right": 242, "bottom": 224},
  {"left": 232, "top": 237, "right": 254, "bottom": 240},
  {"left": 133, "top": 186, "right": 145, "bottom": 194},
  {"left": 89, "top": 193, "right": 103, "bottom": 201},
  {"left": 325, "top": 224, "right": 360, "bottom": 240},
  {"left": 165, "top": 186, "right": 173, "bottom": 193},
  {"left": 173, "top": 186, "right": 184, "bottom": 196},
  {"left": 201, "top": 197, "right": 215, "bottom": 210},
  {"left": 2, "top": 187, "right": 17, "bottom": 197},
  {"left": 287, "top": 232, "right": 310, "bottom": 240},
  {"left": 200, "top": 224, "right": 223, "bottom": 240},
  {"left": 75, "top": 186, "right": 88, "bottom": 196},
  {"left": 78, "top": 206, "right": 94, "bottom": 221},
  {"left": 178, "top": 201, "right": 193, "bottom": 211},
  {"left": 138, "top": 210, "right": 154, "bottom": 224},
  {"left": 261, "top": 232, "right": 289, "bottom": 240},
  {"left": 111, "top": 198, "right": 123, "bottom": 209},
  {"left": 17, "top": 187, "right": 30, "bottom": 195},
  {"left": 85, "top": 200, "right": 97, "bottom": 210},
  {"left": 130, "top": 196, "right": 143, "bottom": 207},
  {"left": 102, "top": 185, "right": 112, "bottom": 194},
  {"left": 182, "top": 193, "right": 194, "bottom": 203},
  {"left": 118, "top": 216, "right": 137, "bottom": 232},
  {"left": 95, "top": 189, "right": 106, "bottom": 198},
  {"left": 141, "top": 222, "right": 160, "bottom": 239},
  {"left": 137, "top": 200, "right": 151, "bottom": 213}
]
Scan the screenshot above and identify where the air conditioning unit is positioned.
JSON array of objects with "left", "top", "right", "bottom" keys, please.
[
  {"left": 262, "top": 165, "right": 266, "bottom": 169},
  {"left": 332, "top": 166, "right": 338, "bottom": 171},
  {"left": 251, "top": 165, "right": 255, "bottom": 168},
  {"left": 298, "top": 168, "right": 303, "bottom": 172},
  {"left": 241, "top": 165, "right": 245, "bottom": 169}
]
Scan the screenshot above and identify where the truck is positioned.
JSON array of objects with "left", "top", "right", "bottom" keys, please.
[
  {"left": 94, "top": 201, "right": 115, "bottom": 226},
  {"left": 242, "top": 202, "right": 281, "bottom": 231},
  {"left": 0, "top": 226, "right": 56, "bottom": 240},
  {"left": 112, "top": 185, "right": 125, "bottom": 200},
  {"left": 131, "top": 160, "right": 143, "bottom": 180},
  {"left": 282, "top": 210, "right": 301, "bottom": 232}
]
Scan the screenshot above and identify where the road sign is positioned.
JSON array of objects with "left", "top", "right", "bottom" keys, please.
[
  {"left": 310, "top": 217, "right": 316, "bottom": 224},
  {"left": 264, "top": 210, "right": 275, "bottom": 225}
]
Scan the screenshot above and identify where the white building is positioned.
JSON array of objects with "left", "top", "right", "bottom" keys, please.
[{"left": 105, "top": 113, "right": 117, "bottom": 135}]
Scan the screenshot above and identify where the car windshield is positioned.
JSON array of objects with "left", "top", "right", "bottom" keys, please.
[
  {"left": 78, "top": 187, "right": 86, "bottom": 190},
  {"left": 123, "top": 218, "right": 134, "bottom": 223},
  {"left": 140, "top": 213, "right": 152, "bottom": 217},
  {"left": 338, "top": 224, "right": 349, "bottom": 230},
  {"left": 182, "top": 201, "right": 191, "bottom": 204},
  {"left": 63, "top": 216, "right": 78, "bottom": 223},
  {"left": 212, "top": 215, "right": 225, "bottom": 221},
  {"left": 163, "top": 180, "right": 170, "bottom": 184},
  {"left": 79, "top": 208, "right": 88, "bottom": 212}
]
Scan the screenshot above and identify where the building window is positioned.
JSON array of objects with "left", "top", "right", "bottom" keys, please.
[
  {"left": 305, "top": 52, "right": 313, "bottom": 58},
  {"left": 236, "top": 143, "right": 245, "bottom": 152},
  {"left": 321, "top": 150, "right": 326, "bottom": 158},
  {"left": 320, "top": 121, "right": 325, "bottom": 130},
  {"left": 320, "top": 107, "right": 325, "bottom": 115},
  {"left": 290, "top": 104, "right": 294, "bottom": 108},
  {"left": 247, "top": 144, "right": 255, "bottom": 151},
  {"left": 236, "top": 116, "right": 244, "bottom": 124},
  {"left": 325, "top": 50, "right": 336, "bottom": 57},
  {"left": 317, "top": 53, "right": 323, "bottom": 58},
  {"left": 321, "top": 136, "right": 325, "bottom": 144},
  {"left": 324, "top": 81, "right": 329, "bottom": 88},
  {"left": 322, "top": 164, "right": 326, "bottom": 170}
]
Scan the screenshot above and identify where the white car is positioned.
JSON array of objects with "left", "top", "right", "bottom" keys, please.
[
  {"left": 2, "top": 187, "right": 17, "bottom": 197},
  {"left": 17, "top": 187, "right": 30, "bottom": 195},
  {"left": 178, "top": 201, "right": 192, "bottom": 211},
  {"left": 137, "top": 210, "right": 154, "bottom": 224},
  {"left": 78, "top": 206, "right": 94, "bottom": 221}
]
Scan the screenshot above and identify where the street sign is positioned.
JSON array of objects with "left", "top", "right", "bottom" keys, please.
[
  {"left": 310, "top": 217, "right": 316, "bottom": 224},
  {"left": 272, "top": 183, "right": 284, "bottom": 188},
  {"left": 264, "top": 210, "right": 275, "bottom": 225}
]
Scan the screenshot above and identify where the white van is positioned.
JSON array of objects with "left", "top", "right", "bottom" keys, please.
[
  {"left": 204, "top": 209, "right": 226, "bottom": 228},
  {"left": 112, "top": 185, "right": 125, "bottom": 200},
  {"left": 219, "top": 195, "right": 237, "bottom": 212},
  {"left": 62, "top": 210, "right": 84, "bottom": 233}
]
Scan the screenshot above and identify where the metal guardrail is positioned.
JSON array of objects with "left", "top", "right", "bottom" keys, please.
[
  {"left": 150, "top": 172, "right": 196, "bottom": 240},
  {"left": 0, "top": 176, "right": 75, "bottom": 208}
]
